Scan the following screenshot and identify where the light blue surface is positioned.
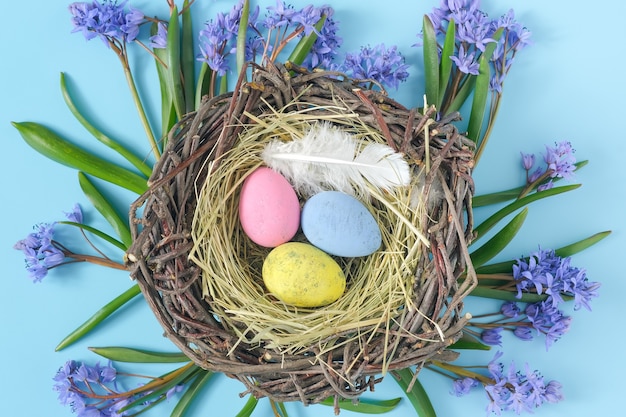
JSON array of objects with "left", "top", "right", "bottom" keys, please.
[{"left": 1, "top": 1, "right": 624, "bottom": 416}]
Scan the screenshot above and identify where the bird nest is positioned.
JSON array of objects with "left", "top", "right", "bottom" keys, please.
[{"left": 127, "top": 62, "right": 476, "bottom": 408}]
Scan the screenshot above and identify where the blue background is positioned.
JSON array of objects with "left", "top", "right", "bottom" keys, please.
[{"left": 1, "top": 1, "right": 624, "bottom": 416}]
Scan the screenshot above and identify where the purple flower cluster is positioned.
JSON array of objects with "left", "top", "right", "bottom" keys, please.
[
  {"left": 514, "top": 247, "right": 598, "bottom": 311},
  {"left": 197, "top": 0, "right": 341, "bottom": 76},
  {"left": 53, "top": 360, "right": 182, "bottom": 417},
  {"left": 477, "top": 248, "right": 599, "bottom": 350},
  {"left": 69, "top": 0, "right": 144, "bottom": 46},
  {"left": 425, "top": 0, "right": 531, "bottom": 92},
  {"left": 339, "top": 44, "right": 410, "bottom": 90},
  {"left": 522, "top": 141, "right": 576, "bottom": 191},
  {"left": 452, "top": 352, "right": 563, "bottom": 415},
  {"left": 13, "top": 204, "right": 82, "bottom": 282}
]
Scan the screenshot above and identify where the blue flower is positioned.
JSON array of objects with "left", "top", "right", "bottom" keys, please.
[
  {"left": 481, "top": 327, "right": 503, "bottom": 346},
  {"left": 513, "top": 247, "right": 599, "bottom": 312},
  {"left": 69, "top": 1, "right": 144, "bottom": 46},
  {"left": 450, "top": 44, "right": 479, "bottom": 75},
  {"left": 340, "top": 44, "right": 409, "bottom": 90},
  {"left": 14, "top": 222, "right": 65, "bottom": 282},
  {"left": 482, "top": 352, "right": 563, "bottom": 414},
  {"left": 451, "top": 377, "right": 479, "bottom": 396},
  {"left": 150, "top": 22, "right": 168, "bottom": 49},
  {"left": 301, "top": 7, "right": 342, "bottom": 69}
]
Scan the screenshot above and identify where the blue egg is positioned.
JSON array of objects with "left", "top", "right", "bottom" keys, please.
[{"left": 301, "top": 191, "right": 382, "bottom": 257}]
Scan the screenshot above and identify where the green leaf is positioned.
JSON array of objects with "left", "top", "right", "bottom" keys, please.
[
  {"left": 235, "top": 396, "right": 259, "bottom": 417},
  {"left": 89, "top": 346, "right": 190, "bottom": 363},
  {"left": 56, "top": 284, "right": 141, "bottom": 351},
  {"left": 437, "top": 19, "right": 455, "bottom": 109},
  {"left": 170, "top": 370, "right": 214, "bottom": 417},
  {"left": 166, "top": 6, "right": 186, "bottom": 119},
  {"left": 470, "top": 207, "right": 528, "bottom": 268},
  {"left": 466, "top": 55, "right": 490, "bottom": 142},
  {"left": 448, "top": 333, "right": 491, "bottom": 350},
  {"left": 445, "top": 75, "right": 475, "bottom": 115},
  {"left": 287, "top": 14, "right": 326, "bottom": 66},
  {"left": 555, "top": 230, "right": 611, "bottom": 257},
  {"left": 472, "top": 161, "right": 589, "bottom": 207},
  {"left": 59, "top": 73, "right": 152, "bottom": 177},
  {"left": 13, "top": 121, "right": 148, "bottom": 195},
  {"left": 466, "top": 28, "right": 502, "bottom": 143},
  {"left": 470, "top": 286, "right": 549, "bottom": 303},
  {"left": 78, "top": 172, "right": 132, "bottom": 248},
  {"left": 151, "top": 22, "right": 177, "bottom": 139},
  {"left": 422, "top": 15, "right": 439, "bottom": 107},
  {"left": 120, "top": 365, "right": 201, "bottom": 413},
  {"left": 195, "top": 62, "right": 213, "bottom": 110},
  {"left": 474, "top": 230, "right": 612, "bottom": 275},
  {"left": 59, "top": 220, "right": 127, "bottom": 252},
  {"left": 473, "top": 184, "right": 581, "bottom": 240},
  {"left": 393, "top": 368, "right": 436, "bottom": 417},
  {"left": 320, "top": 397, "right": 402, "bottom": 414},
  {"left": 181, "top": 0, "right": 195, "bottom": 114},
  {"left": 236, "top": 0, "right": 250, "bottom": 75}
]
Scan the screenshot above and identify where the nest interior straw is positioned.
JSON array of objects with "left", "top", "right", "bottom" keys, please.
[{"left": 189, "top": 106, "right": 427, "bottom": 366}]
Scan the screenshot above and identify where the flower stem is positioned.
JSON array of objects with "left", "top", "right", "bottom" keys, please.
[{"left": 118, "top": 50, "right": 161, "bottom": 159}]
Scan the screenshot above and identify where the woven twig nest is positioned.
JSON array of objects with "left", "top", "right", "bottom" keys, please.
[{"left": 127, "top": 62, "right": 476, "bottom": 408}]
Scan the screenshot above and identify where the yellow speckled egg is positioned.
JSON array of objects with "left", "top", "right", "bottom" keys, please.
[{"left": 262, "top": 242, "right": 346, "bottom": 308}]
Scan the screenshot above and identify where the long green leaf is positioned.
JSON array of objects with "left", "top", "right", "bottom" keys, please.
[
  {"left": 151, "top": 22, "right": 177, "bottom": 139},
  {"left": 59, "top": 220, "right": 126, "bottom": 251},
  {"left": 556, "top": 230, "right": 611, "bottom": 257},
  {"left": 466, "top": 28, "right": 501, "bottom": 141},
  {"left": 466, "top": 55, "right": 490, "bottom": 142},
  {"left": 474, "top": 230, "right": 612, "bottom": 275},
  {"left": 320, "top": 397, "right": 401, "bottom": 414},
  {"left": 445, "top": 75, "right": 475, "bottom": 114},
  {"left": 166, "top": 6, "right": 185, "bottom": 119},
  {"left": 60, "top": 73, "right": 152, "bottom": 177},
  {"left": 89, "top": 346, "right": 190, "bottom": 363},
  {"left": 171, "top": 370, "right": 214, "bottom": 417},
  {"left": 448, "top": 333, "right": 491, "bottom": 350},
  {"left": 56, "top": 284, "right": 142, "bottom": 351},
  {"left": 437, "top": 19, "right": 455, "bottom": 109},
  {"left": 195, "top": 63, "right": 213, "bottom": 110},
  {"left": 470, "top": 286, "right": 549, "bottom": 303},
  {"left": 78, "top": 172, "right": 132, "bottom": 248},
  {"left": 470, "top": 208, "right": 528, "bottom": 268},
  {"left": 236, "top": 0, "right": 250, "bottom": 75},
  {"left": 13, "top": 121, "right": 148, "bottom": 195},
  {"left": 393, "top": 368, "right": 436, "bottom": 417},
  {"left": 120, "top": 365, "right": 200, "bottom": 413},
  {"left": 287, "top": 14, "right": 326, "bottom": 66},
  {"left": 473, "top": 160, "right": 589, "bottom": 207},
  {"left": 181, "top": 0, "right": 195, "bottom": 114},
  {"left": 422, "top": 15, "right": 439, "bottom": 107},
  {"left": 235, "top": 396, "right": 259, "bottom": 417},
  {"left": 473, "top": 184, "right": 581, "bottom": 240}
]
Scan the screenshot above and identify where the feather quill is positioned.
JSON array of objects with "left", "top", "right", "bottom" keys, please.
[{"left": 261, "top": 122, "right": 410, "bottom": 197}]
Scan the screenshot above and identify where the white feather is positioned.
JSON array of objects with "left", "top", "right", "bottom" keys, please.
[{"left": 261, "top": 122, "right": 410, "bottom": 197}]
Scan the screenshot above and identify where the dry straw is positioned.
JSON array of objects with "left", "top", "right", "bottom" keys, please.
[
  {"left": 127, "top": 62, "right": 476, "bottom": 407},
  {"left": 189, "top": 106, "right": 432, "bottom": 366}
]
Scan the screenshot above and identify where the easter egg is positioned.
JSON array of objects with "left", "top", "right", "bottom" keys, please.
[
  {"left": 301, "top": 191, "right": 381, "bottom": 257},
  {"left": 262, "top": 242, "right": 346, "bottom": 307},
  {"left": 238, "top": 167, "right": 300, "bottom": 248}
]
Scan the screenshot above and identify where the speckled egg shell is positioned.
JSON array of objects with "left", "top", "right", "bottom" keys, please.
[
  {"left": 301, "top": 191, "right": 381, "bottom": 257},
  {"left": 238, "top": 167, "right": 300, "bottom": 248},
  {"left": 262, "top": 242, "right": 346, "bottom": 308}
]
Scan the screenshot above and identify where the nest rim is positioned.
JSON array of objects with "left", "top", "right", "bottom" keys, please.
[{"left": 127, "top": 62, "right": 476, "bottom": 405}]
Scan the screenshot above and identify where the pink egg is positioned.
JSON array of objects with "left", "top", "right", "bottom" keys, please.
[{"left": 238, "top": 167, "right": 300, "bottom": 247}]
